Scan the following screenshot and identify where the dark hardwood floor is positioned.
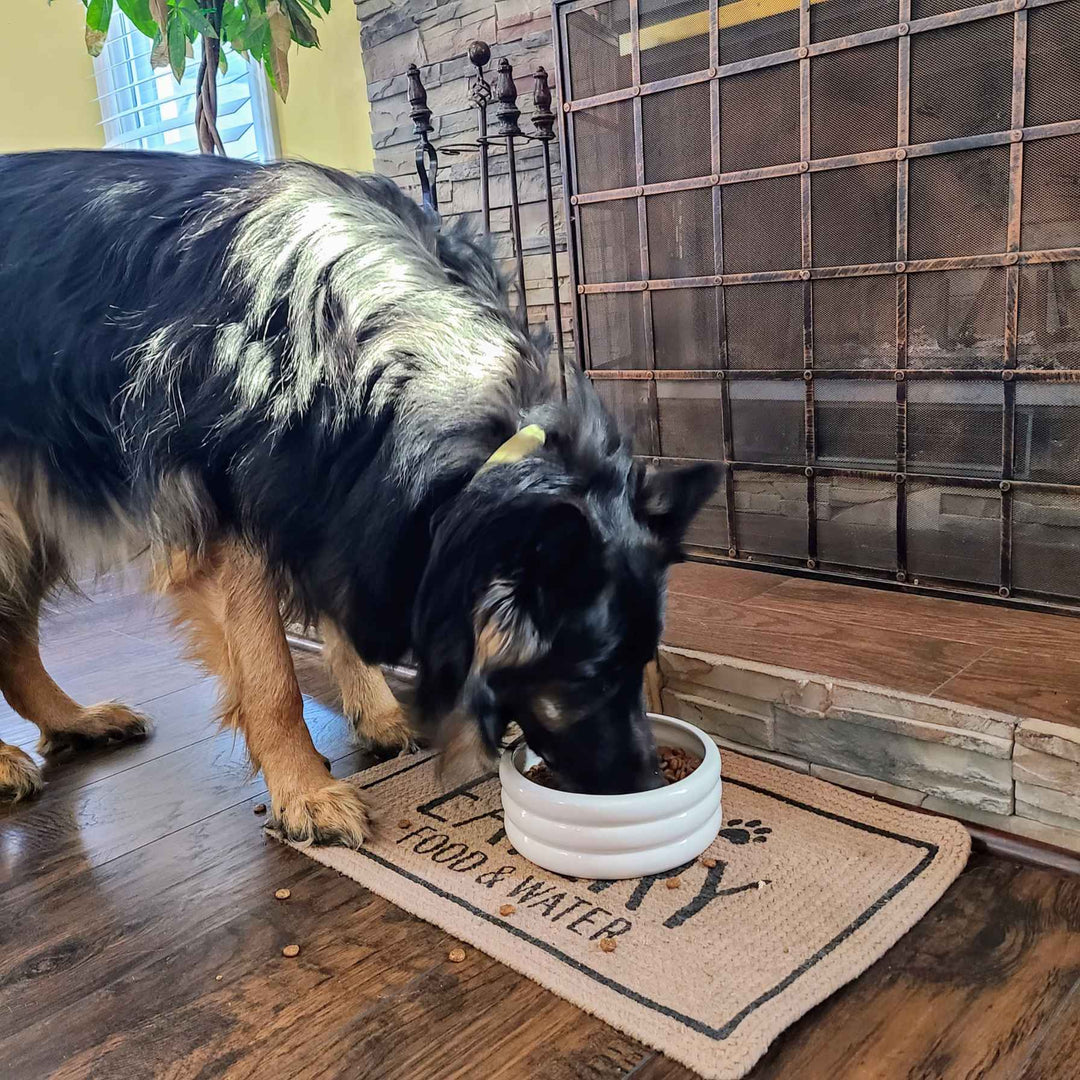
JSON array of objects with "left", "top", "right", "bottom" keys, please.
[{"left": 2, "top": 580, "right": 1080, "bottom": 1079}]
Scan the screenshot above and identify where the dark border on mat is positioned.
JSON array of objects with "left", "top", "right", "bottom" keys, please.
[{"left": 344, "top": 755, "right": 943, "bottom": 1041}]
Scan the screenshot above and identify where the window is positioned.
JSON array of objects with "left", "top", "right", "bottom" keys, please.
[{"left": 94, "top": 14, "right": 276, "bottom": 160}]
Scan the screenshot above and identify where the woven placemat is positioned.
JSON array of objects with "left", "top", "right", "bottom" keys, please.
[{"left": 288, "top": 750, "right": 970, "bottom": 1079}]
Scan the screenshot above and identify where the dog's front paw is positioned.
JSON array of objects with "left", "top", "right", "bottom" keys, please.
[
  {"left": 271, "top": 777, "right": 374, "bottom": 849},
  {"left": 37, "top": 702, "right": 152, "bottom": 754},
  {"left": 356, "top": 704, "right": 417, "bottom": 755},
  {"left": 0, "top": 744, "right": 43, "bottom": 803}
]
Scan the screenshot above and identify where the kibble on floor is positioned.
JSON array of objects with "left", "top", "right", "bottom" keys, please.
[
  {"left": 499, "top": 904, "right": 515, "bottom": 916},
  {"left": 599, "top": 938, "right": 617, "bottom": 953},
  {"left": 275, "top": 888, "right": 291, "bottom": 900},
  {"left": 253, "top": 803, "right": 267, "bottom": 815},
  {"left": 448, "top": 947, "right": 466, "bottom": 963},
  {"left": 666, "top": 876, "right": 681, "bottom": 889},
  {"left": 282, "top": 944, "right": 300, "bottom": 958}
]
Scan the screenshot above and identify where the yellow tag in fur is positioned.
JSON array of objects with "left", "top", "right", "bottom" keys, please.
[{"left": 477, "top": 424, "right": 546, "bottom": 474}]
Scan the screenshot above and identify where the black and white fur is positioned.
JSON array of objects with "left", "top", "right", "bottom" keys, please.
[{"left": 0, "top": 150, "right": 717, "bottom": 816}]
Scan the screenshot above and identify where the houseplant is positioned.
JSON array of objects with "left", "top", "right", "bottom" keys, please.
[{"left": 73, "top": 0, "right": 329, "bottom": 153}]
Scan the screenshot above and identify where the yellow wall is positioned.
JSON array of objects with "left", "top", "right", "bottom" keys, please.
[
  {"left": 272, "top": 3, "right": 374, "bottom": 172},
  {"left": 0, "top": 0, "right": 104, "bottom": 153}
]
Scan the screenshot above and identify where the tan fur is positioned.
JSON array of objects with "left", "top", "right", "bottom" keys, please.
[
  {"left": 320, "top": 621, "right": 414, "bottom": 750},
  {"left": 437, "top": 715, "right": 493, "bottom": 785},
  {"left": 153, "top": 540, "right": 372, "bottom": 848},
  {"left": 0, "top": 742, "right": 42, "bottom": 802},
  {"left": 0, "top": 599, "right": 150, "bottom": 762}
]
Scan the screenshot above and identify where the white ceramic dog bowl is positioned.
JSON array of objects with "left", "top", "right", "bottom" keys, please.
[{"left": 499, "top": 713, "right": 722, "bottom": 880}]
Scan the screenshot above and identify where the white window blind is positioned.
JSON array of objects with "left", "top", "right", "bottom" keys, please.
[{"left": 94, "top": 14, "right": 277, "bottom": 161}]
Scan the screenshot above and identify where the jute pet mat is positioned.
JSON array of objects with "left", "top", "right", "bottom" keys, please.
[{"left": 289, "top": 750, "right": 970, "bottom": 1079}]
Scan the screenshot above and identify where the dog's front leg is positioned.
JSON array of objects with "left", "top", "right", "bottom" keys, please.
[
  {"left": 320, "top": 621, "right": 415, "bottom": 752},
  {"left": 154, "top": 542, "right": 372, "bottom": 848}
]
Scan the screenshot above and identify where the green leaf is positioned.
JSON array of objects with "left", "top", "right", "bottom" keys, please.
[
  {"left": 181, "top": 3, "right": 218, "bottom": 38},
  {"left": 85, "top": 0, "right": 113, "bottom": 32},
  {"left": 168, "top": 13, "right": 187, "bottom": 80},
  {"left": 116, "top": 0, "right": 158, "bottom": 36},
  {"left": 282, "top": 0, "right": 318, "bottom": 48}
]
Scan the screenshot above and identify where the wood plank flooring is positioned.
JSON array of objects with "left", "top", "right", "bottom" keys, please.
[
  {"left": 2, "top": 580, "right": 1080, "bottom": 1078},
  {"left": 666, "top": 563, "right": 1080, "bottom": 726}
]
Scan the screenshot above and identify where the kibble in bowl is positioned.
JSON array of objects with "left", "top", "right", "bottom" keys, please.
[{"left": 501, "top": 713, "right": 722, "bottom": 881}]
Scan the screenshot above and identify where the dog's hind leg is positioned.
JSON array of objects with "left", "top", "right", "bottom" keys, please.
[
  {"left": 320, "top": 621, "right": 415, "bottom": 752},
  {"left": 155, "top": 542, "right": 373, "bottom": 848},
  {"left": 0, "top": 514, "right": 148, "bottom": 795}
]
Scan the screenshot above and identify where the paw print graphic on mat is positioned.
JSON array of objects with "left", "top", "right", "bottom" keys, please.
[{"left": 717, "top": 818, "right": 771, "bottom": 845}]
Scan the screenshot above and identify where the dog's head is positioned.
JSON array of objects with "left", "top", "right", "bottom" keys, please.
[{"left": 412, "top": 441, "right": 718, "bottom": 794}]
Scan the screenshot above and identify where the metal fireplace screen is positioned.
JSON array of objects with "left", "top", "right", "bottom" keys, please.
[{"left": 554, "top": 0, "right": 1080, "bottom": 611}]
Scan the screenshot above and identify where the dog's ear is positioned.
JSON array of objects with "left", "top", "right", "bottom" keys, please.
[{"left": 636, "top": 462, "right": 721, "bottom": 559}]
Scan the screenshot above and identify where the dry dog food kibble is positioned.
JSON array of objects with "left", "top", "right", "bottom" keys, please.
[
  {"left": 448, "top": 947, "right": 466, "bottom": 963},
  {"left": 658, "top": 745, "right": 702, "bottom": 784},
  {"left": 282, "top": 944, "right": 300, "bottom": 958},
  {"left": 398, "top": 819, "right": 412, "bottom": 829},
  {"left": 524, "top": 762, "right": 560, "bottom": 789},
  {"left": 253, "top": 803, "right": 267, "bottom": 815},
  {"left": 525, "top": 745, "right": 703, "bottom": 791},
  {"left": 599, "top": 938, "right": 618, "bottom": 953},
  {"left": 702, "top": 857, "right": 717, "bottom": 869},
  {"left": 666, "top": 876, "right": 681, "bottom": 890},
  {"left": 499, "top": 904, "right": 516, "bottom": 916},
  {"left": 275, "top": 888, "right": 291, "bottom": 900}
]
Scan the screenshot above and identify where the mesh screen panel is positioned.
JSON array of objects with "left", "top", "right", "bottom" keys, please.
[
  {"left": 720, "top": 63, "right": 801, "bottom": 173},
  {"left": 657, "top": 380, "right": 725, "bottom": 458},
  {"left": 1020, "top": 134, "right": 1080, "bottom": 253},
  {"left": 907, "top": 146, "right": 1010, "bottom": 260},
  {"left": 906, "top": 481, "right": 1001, "bottom": 585},
  {"left": 811, "top": 162, "right": 897, "bottom": 268},
  {"left": 810, "top": 0, "right": 898, "bottom": 45},
  {"left": 1012, "top": 489, "right": 1080, "bottom": 599},
  {"left": 578, "top": 200, "right": 643, "bottom": 283},
  {"left": 909, "top": 17, "right": 1013, "bottom": 145},
  {"left": 648, "top": 189, "right": 716, "bottom": 278},
  {"left": 724, "top": 282, "right": 804, "bottom": 368},
  {"left": 911, "top": 0, "right": 989, "bottom": 18},
  {"left": 567, "top": 1, "right": 634, "bottom": 98},
  {"left": 1015, "top": 382, "right": 1080, "bottom": 484},
  {"left": 811, "top": 41, "right": 899, "bottom": 160},
  {"left": 642, "top": 83, "right": 712, "bottom": 184},
  {"left": 907, "top": 380, "right": 1003, "bottom": 477},
  {"left": 907, "top": 268, "right": 1006, "bottom": 369},
  {"left": 1017, "top": 262, "right": 1080, "bottom": 371},
  {"left": 816, "top": 476, "right": 897, "bottom": 569},
  {"left": 640, "top": 0, "right": 711, "bottom": 83},
  {"left": 653, "top": 287, "right": 720, "bottom": 368},
  {"left": 734, "top": 469, "right": 808, "bottom": 558},
  {"left": 593, "top": 378, "right": 658, "bottom": 454},
  {"left": 573, "top": 101, "right": 637, "bottom": 194},
  {"left": 812, "top": 276, "right": 896, "bottom": 368},
  {"left": 681, "top": 459, "right": 730, "bottom": 548},
  {"left": 718, "top": 0, "right": 799, "bottom": 66},
  {"left": 816, "top": 379, "right": 896, "bottom": 467},
  {"left": 1027, "top": 1, "right": 1080, "bottom": 127},
  {"left": 561, "top": 0, "right": 1080, "bottom": 612},
  {"left": 721, "top": 175, "right": 802, "bottom": 273},
  {"left": 586, "top": 292, "right": 648, "bottom": 369},
  {"left": 729, "top": 379, "right": 805, "bottom": 462}
]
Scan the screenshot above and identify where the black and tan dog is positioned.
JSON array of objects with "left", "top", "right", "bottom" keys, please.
[{"left": 0, "top": 150, "right": 717, "bottom": 846}]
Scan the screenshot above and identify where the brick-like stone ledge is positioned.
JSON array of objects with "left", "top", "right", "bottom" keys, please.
[{"left": 659, "top": 644, "right": 1080, "bottom": 855}]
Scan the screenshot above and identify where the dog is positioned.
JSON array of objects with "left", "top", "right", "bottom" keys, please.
[{"left": 0, "top": 150, "right": 718, "bottom": 845}]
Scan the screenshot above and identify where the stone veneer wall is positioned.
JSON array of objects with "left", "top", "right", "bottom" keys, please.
[
  {"left": 659, "top": 645, "right": 1080, "bottom": 855},
  {"left": 354, "top": 0, "right": 573, "bottom": 346}
]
